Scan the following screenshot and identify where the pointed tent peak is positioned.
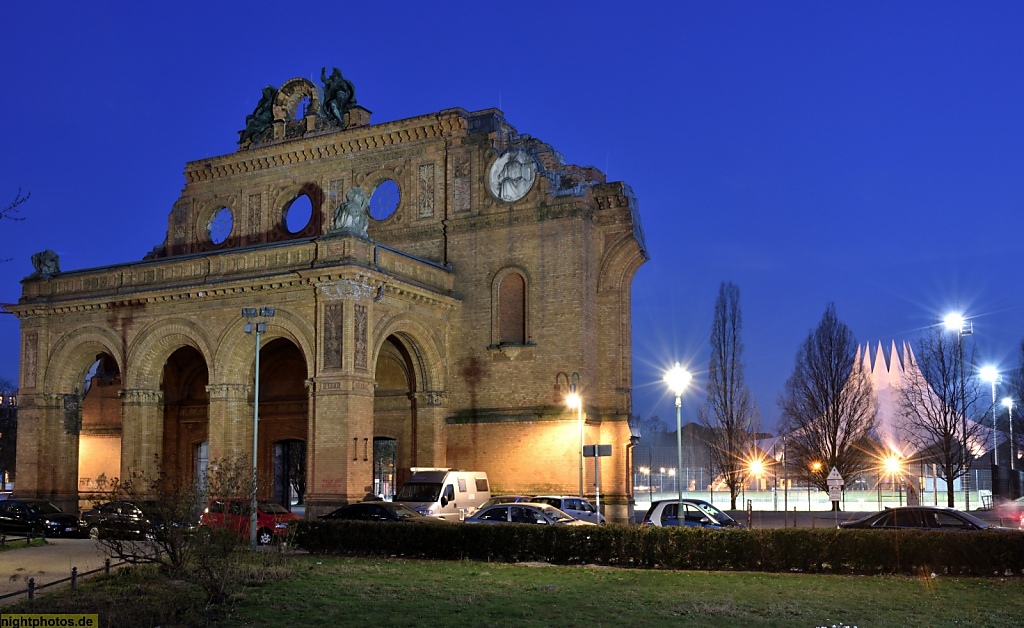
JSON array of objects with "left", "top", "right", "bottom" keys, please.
[{"left": 873, "top": 341, "right": 889, "bottom": 374}]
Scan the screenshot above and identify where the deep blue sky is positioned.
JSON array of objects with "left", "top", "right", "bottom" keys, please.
[{"left": 2, "top": 2, "right": 1023, "bottom": 432}]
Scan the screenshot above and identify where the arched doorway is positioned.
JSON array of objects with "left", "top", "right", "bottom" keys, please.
[
  {"left": 256, "top": 338, "right": 308, "bottom": 506},
  {"left": 79, "top": 354, "right": 122, "bottom": 500},
  {"left": 161, "top": 346, "right": 209, "bottom": 489},
  {"left": 373, "top": 335, "right": 416, "bottom": 491}
]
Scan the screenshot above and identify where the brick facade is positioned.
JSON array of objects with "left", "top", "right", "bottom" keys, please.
[{"left": 10, "top": 75, "right": 647, "bottom": 522}]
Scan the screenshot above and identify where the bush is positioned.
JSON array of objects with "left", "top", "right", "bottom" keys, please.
[{"left": 294, "top": 520, "right": 1024, "bottom": 576}]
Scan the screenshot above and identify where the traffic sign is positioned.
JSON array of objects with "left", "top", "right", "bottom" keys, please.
[
  {"left": 828, "top": 485, "right": 842, "bottom": 502},
  {"left": 826, "top": 466, "right": 844, "bottom": 486}
]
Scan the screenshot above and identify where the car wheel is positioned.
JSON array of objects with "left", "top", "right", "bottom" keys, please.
[
  {"left": 257, "top": 528, "right": 274, "bottom": 546},
  {"left": 88, "top": 526, "right": 101, "bottom": 540}
]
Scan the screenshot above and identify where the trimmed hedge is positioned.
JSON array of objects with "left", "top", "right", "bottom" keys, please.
[{"left": 293, "top": 520, "right": 1024, "bottom": 576}]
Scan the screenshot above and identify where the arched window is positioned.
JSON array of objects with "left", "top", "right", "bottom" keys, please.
[{"left": 497, "top": 272, "right": 526, "bottom": 345}]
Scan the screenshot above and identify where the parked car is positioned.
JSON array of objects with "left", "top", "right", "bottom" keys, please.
[
  {"left": 839, "top": 506, "right": 1015, "bottom": 531},
  {"left": 319, "top": 501, "right": 449, "bottom": 524},
  {"left": 81, "top": 500, "right": 160, "bottom": 540},
  {"left": 641, "top": 499, "right": 744, "bottom": 529},
  {"left": 477, "top": 495, "right": 534, "bottom": 509},
  {"left": 200, "top": 499, "right": 302, "bottom": 545},
  {"left": 464, "top": 503, "right": 595, "bottom": 526},
  {"left": 531, "top": 496, "right": 605, "bottom": 524},
  {"left": 394, "top": 469, "right": 491, "bottom": 519},
  {"left": 0, "top": 498, "right": 83, "bottom": 537}
]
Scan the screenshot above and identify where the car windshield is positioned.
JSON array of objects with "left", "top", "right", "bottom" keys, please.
[
  {"left": 695, "top": 501, "right": 734, "bottom": 524},
  {"left": 24, "top": 501, "right": 62, "bottom": 515},
  {"left": 387, "top": 504, "right": 421, "bottom": 519},
  {"left": 539, "top": 505, "right": 575, "bottom": 523},
  {"left": 258, "top": 502, "right": 290, "bottom": 514},
  {"left": 395, "top": 482, "right": 441, "bottom": 502}
]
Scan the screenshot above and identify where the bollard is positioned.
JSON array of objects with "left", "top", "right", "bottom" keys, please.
[
  {"left": 104, "top": 558, "right": 110, "bottom": 576},
  {"left": 71, "top": 566, "right": 77, "bottom": 591},
  {"left": 27, "top": 577, "right": 34, "bottom": 600},
  {"left": 793, "top": 507, "right": 797, "bottom": 528},
  {"left": 1, "top": 534, "right": 5, "bottom": 548}
]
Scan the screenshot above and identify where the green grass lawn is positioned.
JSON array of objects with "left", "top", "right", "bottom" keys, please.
[{"left": 15, "top": 554, "right": 1024, "bottom": 627}]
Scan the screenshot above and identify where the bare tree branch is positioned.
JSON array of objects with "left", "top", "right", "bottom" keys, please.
[
  {"left": 1, "top": 188, "right": 29, "bottom": 223},
  {"left": 699, "top": 282, "right": 758, "bottom": 509}
]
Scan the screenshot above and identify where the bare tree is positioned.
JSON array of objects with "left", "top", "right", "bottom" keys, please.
[
  {"left": 1, "top": 188, "right": 29, "bottom": 223},
  {"left": 698, "top": 282, "right": 758, "bottom": 509},
  {"left": 896, "top": 328, "right": 984, "bottom": 507},
  {"left": 779, "top": 303, "right": 878, "bottom": 510}
]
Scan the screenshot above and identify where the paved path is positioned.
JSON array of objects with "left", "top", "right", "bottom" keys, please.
[{"left": 0, "top": 538, "right": 111, "bottom": 605}]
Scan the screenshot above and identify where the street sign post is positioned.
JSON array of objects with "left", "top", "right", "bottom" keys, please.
[
  {"left": 826, "top": 466, "right": 844, "bottom": 525},
  {"left": 583, "top": 445, "right": 612, "bottom": 520}
]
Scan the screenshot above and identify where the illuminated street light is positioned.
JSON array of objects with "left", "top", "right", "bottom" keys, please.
[
  {"left": 1003, "top": 397, "right": 1015, "bottom": 472},
  {"left": 980, "top": 366, "right": 1000, "bottom": 469},
  {"left": 242, "top": 306, "right": 275, "bottom": 550},
  {"left": 884, "top": 452, "right": 904, "bottom": 506},
  {"left": 943, "top": 311, "right": 973, "bottom": 510},
  {"left": 664, "top": 363, "right": 692, "bottom": 513}
]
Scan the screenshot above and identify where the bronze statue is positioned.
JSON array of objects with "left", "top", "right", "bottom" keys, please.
[
  {"left": 30, "top": 249, "right": 60, "bottom": 279},
  {"left": 321, "top": 67, "right": 356, "bottom": 127},
  {"left": 238, "top": 86, "right": 277, "bottom": 144}
]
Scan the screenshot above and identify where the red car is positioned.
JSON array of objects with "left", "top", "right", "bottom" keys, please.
[
  {"left": 200, "top": 499, "right": 301, "bottom": 545},
  {"left": 993, "top": 496, "right": 1024, "bottom": 529}
]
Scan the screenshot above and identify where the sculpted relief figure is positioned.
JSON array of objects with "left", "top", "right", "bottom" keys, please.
[
  {"left": 30, "top": 249, "right": 60, "bottom": 279},
  {"left": 331, "top": 187, "right": 369, "bottom": 238},
  {"left": 321, "top": 67, "right": 356, "bottom": 127},
  {"left": 238, "top": 85, "right": 277, "bottom": 144}
]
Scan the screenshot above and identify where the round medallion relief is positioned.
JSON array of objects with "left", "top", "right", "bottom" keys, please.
[{"left": 488, "top": 150, "right": 537, "bottom": 202}]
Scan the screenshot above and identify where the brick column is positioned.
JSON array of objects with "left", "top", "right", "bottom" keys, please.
[
  {"left": 411, "top": 391, "right": 448, "bottom": 468},
  {"left": 14, "top": 392, "right": 79, "bottom": 512},
  {"left": 304, "top": 376, "right": 375, "bottom": 517},
  {"left": 205, "top": 384, "right": 251, "bottom": 464},
  {"left": 119, "top": 389, "right": 164, "bottom": 482}
]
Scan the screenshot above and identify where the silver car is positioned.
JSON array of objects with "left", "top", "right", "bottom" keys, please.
[
  {"left": 531, "top": 496, "right": 606, "bottom": 524},
  {"left": 464, "top": 503, "right": 595, "bottom": 526}
]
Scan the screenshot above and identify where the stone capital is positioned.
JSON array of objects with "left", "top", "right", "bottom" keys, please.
[
  {"left": 205, "top": 383, "right": 251, "bottom": 401},
  {"left": 119, "top": 389, "right": 164, "bottom": 405},
  {"left": 413, "top": 391, "right": 449, "bottom": 407}
]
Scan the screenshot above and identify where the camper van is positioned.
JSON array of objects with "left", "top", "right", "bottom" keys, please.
[{"left": 394, "top": 468, "right": 491, "bottom": 520}]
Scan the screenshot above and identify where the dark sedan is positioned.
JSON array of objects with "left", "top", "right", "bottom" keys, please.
[
  {"left": 0, "top": 498, "right": 83, "bottom": 537},
  {"left": 80, "top": 500, "right": 166, "bottom": 540},
  {"left": 839, "top": 506, "right": 1014, "bottom": 531},
  {"left": 320, "top": 501, "right": 448, "bottom": 523}
]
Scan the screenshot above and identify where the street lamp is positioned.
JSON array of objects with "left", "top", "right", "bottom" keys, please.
[
  {"left": 980, "top": 366, "right": 1000, "bottom": 468},
  {"left": 664, "top": 363, "right": 692, "bottom": 515},
  {"left": 1003, "top": 397, "right": 1015, "bottom": 471},
  {"left": 562, "top": 372, "right": 583, "bottom": 500},
  {"left": 944, "top": 312, "right": 973, "bottom": 510},
  {"left": 242, "top": 306, "right": 275, "bottom": 550},
  {"left": 884, "top": 452, "right": 903, "bottom": 506}
]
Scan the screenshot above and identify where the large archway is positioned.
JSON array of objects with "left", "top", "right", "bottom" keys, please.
[
  {"left": 373, "top": 334, "right": 416, "bottom": 495},
  {"left": 78, "top": 353, "right": 123, "bottom": 501},
  {"left": 256, "top": 338, "right": 308, "bottom": 506},
  {"left": 161, "top": 346, "right": 210, "bottom": 489}
]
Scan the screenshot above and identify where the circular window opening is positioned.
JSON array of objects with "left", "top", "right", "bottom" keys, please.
[
  {"left": 208, "top": 207, "right": 233, "bottom": 245},
  {"left": 369, "top": 179, "right": 400, "bottom": 221},
  {"left": 285, "top": 194, "right": 313, "bottom": 234}
]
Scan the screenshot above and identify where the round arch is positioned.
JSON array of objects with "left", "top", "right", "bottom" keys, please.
[
  {"left": 213, "top": 307, "right": 316, "bottom": 385},
  {"left": 43, "top": 326, "right": 125, "bottom": 392},
  {"left": 369, "top": 313, "right": 447, "bottom": 394},
  {"left": 125, "top": 317, "right": 216, "bottom": 390},
  {"left": 597, "top": 235, "right": 648, "bottom": 293}
]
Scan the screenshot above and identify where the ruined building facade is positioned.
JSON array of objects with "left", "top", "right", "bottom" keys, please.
[{"left": 11, "top": 73, "right": 648, "bottom": 521}]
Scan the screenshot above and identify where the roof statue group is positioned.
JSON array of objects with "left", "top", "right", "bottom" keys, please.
[{"left": 239, "top": 66, "right": 357, "bottom": 145}]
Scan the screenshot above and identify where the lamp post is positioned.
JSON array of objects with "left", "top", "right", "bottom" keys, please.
[
  {"left": 980, "top": 367, "right": 1000, "bottom": 467},
  {"left": 1003, "top": 397, "right": 1015, "bottom": 472},
  {"left": 664, "top": 363, "right": 692, "bottom": 515},
  {"left": 944, "top": 312, "right": 973, "bottom": 510},
  {"left": 242, "top": 306, "right": 275, "bottom": 550}
]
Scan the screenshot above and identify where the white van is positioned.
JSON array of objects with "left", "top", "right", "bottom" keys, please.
[{"left": 394, "top": 468, "right": 491, "bottom": 520}]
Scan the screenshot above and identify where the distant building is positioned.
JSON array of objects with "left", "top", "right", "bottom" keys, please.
[{"left": 9, "top": 71, "right": 647, "bottom": 521}]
